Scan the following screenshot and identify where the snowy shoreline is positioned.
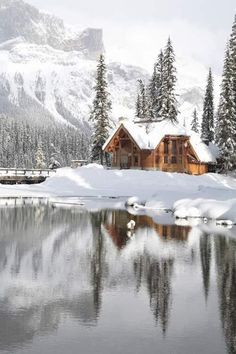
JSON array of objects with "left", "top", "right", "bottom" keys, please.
[{"left": 0, "top": 164, "right": 236, "bottom": 222}]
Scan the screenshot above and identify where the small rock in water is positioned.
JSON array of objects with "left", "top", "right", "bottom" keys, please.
[{"left": 125, "top": 197, "right": 140, "bottom": 207}]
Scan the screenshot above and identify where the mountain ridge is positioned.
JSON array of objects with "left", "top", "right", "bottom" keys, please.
[{"left": 0, "top": 0, "right": 217, "bottom": 131}]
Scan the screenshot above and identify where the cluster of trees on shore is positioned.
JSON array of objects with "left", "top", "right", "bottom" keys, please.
[
  {"left": 135, "top": 38, "right": 178, "bottom": 123},
  {"left": 0, "top": 115, "right": 89, "bottom": 168}
]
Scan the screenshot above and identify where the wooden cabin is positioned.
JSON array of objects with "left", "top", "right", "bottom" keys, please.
[{"left": 103, "top": 120, "right": 217, "bottom": 175}]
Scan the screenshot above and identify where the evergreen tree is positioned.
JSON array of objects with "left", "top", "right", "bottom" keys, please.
[
  {"left": 135, "top": 92, "right": 142, "bottom": 119},
  {"left": 191, "top": 108, "right": 200, "bottom": 133},
  {"left": 229, "top": 15, "right": 236, "bottom": 120},
  {"left": 149, "top": 50, "right": 164, "bottom": 120},
  {"left": 90, "top": 54, "right": 112, "bottom": 165},
  {"left": 201, "top": 68, "right": 214, "bottom": 144},
  {"left": 217, "top": 46, "right": 236, "bottom": 172},
  {"left": 35, "top": 144, "right": 46, "bottom": 169},
  {"left": 135, "top": 79, "right": 150, "bottom": 121},
  {"left": 159, "top": 38, "right": 178, "bottom": 122}
]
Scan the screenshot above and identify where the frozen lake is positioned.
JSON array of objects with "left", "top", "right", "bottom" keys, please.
[{"left": 0, "top": 199, "right": 235, "bottom": 354}]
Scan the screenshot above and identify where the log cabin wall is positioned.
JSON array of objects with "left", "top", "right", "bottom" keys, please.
[
  {"left": 154, "top": 137, "right": 188, "bottom": 173},
  {"left": 141, "top": 150, "right": 155, "bottom": 169},
  {"left": 188, "top": 163, "right": 208, "bottom": 175}
]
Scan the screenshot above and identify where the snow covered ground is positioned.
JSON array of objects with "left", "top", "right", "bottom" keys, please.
[{"left": 0, "top": 164, "right": 236, "bottom": 222}]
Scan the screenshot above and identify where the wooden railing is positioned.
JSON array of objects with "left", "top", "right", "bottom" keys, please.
[
  {"left": 0, "top": 168, "right": 56, "bottom": 176},
  {"left": 0, "top": 168, "right": 57, "bottom": 185}
]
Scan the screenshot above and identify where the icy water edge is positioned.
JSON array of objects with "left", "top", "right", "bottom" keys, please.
[{"left": 0, "top": 199, "right": 235, "bottom": 354}]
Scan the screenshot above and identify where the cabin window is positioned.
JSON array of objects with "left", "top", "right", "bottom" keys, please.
[
  {"left": 171, "top": 156, "right": 177, "bottom": 164},
  {"left": 162, "top": 225, "right": 168, "bottom": 238},
  {"left": 164, "top": 155, "right": 168, "bottom": 164},
  {"left": 164, "top": 141, "right": 168, "bottom": 154},
  {"left": 134, "top": 156, "right": 138, "bottom": 164},
  {"left": 179, "top": 142, "right": 183, "bottom": 154},
  {"left": 172, "top": 141, "right": 177, "bottom": 154}
]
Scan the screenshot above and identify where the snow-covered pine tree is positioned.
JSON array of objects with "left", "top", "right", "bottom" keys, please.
[
  {"left": 135, "top": 79, "right": 151, "bottom": 121},
  {"left": 229, "top": 15, "right": 236, "bottom": 121},
  {"left": 90, "top": 54, "right": 112, "bottom": 165},
  {"left": 148, "top": 50, "right": 164, "bottom": 120},
  {"left": 35, "top": 144, "right": 46, "bottom": 169},
  {"left": 201, "top": 68, "right": 214, "bottom": 144},
  {"left": 135, "top": 92, "right": 142, "bottom": 119},
  {"left": 159, "top": 38, "right": 178, "bottom": 123},
  {"left": 191, "top": 108, "right": 200, "bottom": 133},
  {"left": 217, "top": 46, "right": 236, "bottom": 172},
  {"left": 148, "top": 62, "right": 158, "bottom": 120}
]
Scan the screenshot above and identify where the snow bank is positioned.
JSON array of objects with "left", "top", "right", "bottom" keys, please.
[
  {"left": 0, "top": 165, "right": 236, "bottom": 221},
  {"left": 174, "top": 198, "right": 236, "bottom": 221}
]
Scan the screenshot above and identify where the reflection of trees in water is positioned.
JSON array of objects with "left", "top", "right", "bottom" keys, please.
[
  {"left": 146, "top": 256, "right": 173, "bottom": 334},
  {"left": 199, "top": 234, "right": 212, "bottom": 300},
  {"left": 89, "top": 211, "right": 109, "bottom": 321},
  {"left": 215, "top": 236, "right": 236, "bottom": 354},
  {"left": 102, "top": 210, "right": 190, "bottom": 334},
  {"left": 134, "top": 254, "right": 173, "bottom": 334}
]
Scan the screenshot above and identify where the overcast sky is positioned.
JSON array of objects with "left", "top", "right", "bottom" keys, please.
[{"left": 28, "top": 0, "right": 235, "bottom": 74}]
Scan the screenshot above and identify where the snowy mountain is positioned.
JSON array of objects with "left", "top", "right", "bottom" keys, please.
[{"left": 0, "top": 0, "right": 220, "bottom": 131}]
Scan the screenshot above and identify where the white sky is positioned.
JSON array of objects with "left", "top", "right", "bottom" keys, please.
[{"left": 28, "top": 0, "right": 235, "bottom": 75}]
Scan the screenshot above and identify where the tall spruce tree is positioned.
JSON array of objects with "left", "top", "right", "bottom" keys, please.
[
  {"left": 135, "top": 79, "right": 150, "bottom": 121},
  {"left": 217, "top": 46, "right": 236, "bottom": 172},
  {"left": 159, "top": 38, "right": 178, "bottom": 122},
  {"left": 229, "top": 15, "right": 236, "bottom": 120},
  {"left": 149, "top": 50, "right": 164, "bottom": 120},
  {"left": 135, "top": 92, "right": 142, "bottom": 119},
  {"left": 35, "top": 144, "right": 46, "bottom": 169},
  {"left": 201, "top": 68, "right": 214, "bottom": 144},
  {"left": 90, "top": 54, "right": 112, "bottom": 165},
  {"left": 191, "top": 108, "right": 200, "bottom": 133}
]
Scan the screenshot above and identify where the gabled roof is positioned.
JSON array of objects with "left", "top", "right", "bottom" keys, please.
[
  {"left": 103, "top": 121, "right": 150, "bottom": 150},
  {"left": 103, "top": 120, "right": 219, "bottom": 163}
]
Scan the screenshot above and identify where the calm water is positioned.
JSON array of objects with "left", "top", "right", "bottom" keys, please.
[{"left": 0, "top": 200, "right": 235, "bottom": 354}]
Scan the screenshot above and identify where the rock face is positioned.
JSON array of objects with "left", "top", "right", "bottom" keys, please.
[
  {"left": 0, "top": 41, "right": 149, "bottom": 129},
  {"left": 0, "top": 0, "right": 104, "bottom": 59}
]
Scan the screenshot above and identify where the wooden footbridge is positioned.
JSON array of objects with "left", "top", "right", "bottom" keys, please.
[{"left": 0, "top": 168, "right": 56, "bottom": 185}]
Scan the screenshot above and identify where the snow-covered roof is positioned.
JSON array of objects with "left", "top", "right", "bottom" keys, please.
[
  {"left": 103, "top": 120, "right": 150, "bottom": 150},
  {"left": 103, "top": 119, "right": 218, "bottom": 163},
  {"left": 190, "top": 134, "right": 219, "bottom": 163},
  {"left": 147, "top": 120, "right": 187, "bottom": 149}
]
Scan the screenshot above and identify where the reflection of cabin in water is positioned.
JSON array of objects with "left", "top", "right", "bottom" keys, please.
[
  {"left": 103, "top": 119, "right": 218, "bottom": 175},
  {"left": 103, "top": 210, "right": 190, "bottom": 249}
]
